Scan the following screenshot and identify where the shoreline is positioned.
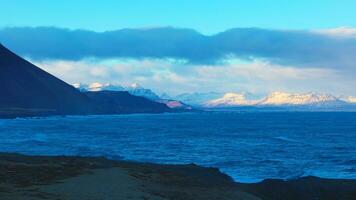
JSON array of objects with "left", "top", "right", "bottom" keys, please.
[
  {"left": 0, "top": 109, "right": 201, "bottom": 120},
  {"left": 1, "top": 153, "right": 355, "bottom": 200}
]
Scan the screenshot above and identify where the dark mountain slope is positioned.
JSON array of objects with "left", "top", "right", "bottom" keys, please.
[
  {"left": 0, "top": 43, "right": 95, "bottom": 117},
  {"left": 85, "top": 91, "right": 170, "bottom": 114},
  {"left": 0, "top": 44, "right": 170, "bottom": 118}
]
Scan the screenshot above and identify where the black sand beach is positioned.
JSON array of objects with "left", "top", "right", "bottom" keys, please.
[{"left": 0, "top": 153, "right": 355, "bottom": 200}]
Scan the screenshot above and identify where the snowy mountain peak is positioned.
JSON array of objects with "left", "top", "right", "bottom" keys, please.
[
  {"left": 127, "top": 86, "right": 160, "bottom": 100},
  {"left": 175, "top": 91, "right": 350, "bottom": 108},
  {"left": 340, "top": 96, "right": 356, "bottom": 104},
  {"left": 175, "top": 92, "right": 224, "bottom": 106},
  {"left": 207, "top": 93, "right": 255, "bottom": 107},
  {"left": 72, "top": 82, "right": 191, "bottom": 110},
  {"left": 130, "top": 83, "right": 143, "bottom": 89},
  {"left": 73, "top": 82, "right": 125, "bottom": 92},
  {"left": 72, "top": 82, "right": 159, "bottom": 100},
  {"left": 88, "top": 82, "right": 105, "bottom": 91},
  {"left": 72, "top": 83, "right": 88, "bottom": 92},
  {"left": 258, "top": 92, "right": 340, "bottom": 105},
  {"left": 345, "top": 96, "right": 356, "bottom": 103}
]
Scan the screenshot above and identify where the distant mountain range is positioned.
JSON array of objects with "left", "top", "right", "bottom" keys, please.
[
  {"left": 257, "top": 92, "right": 346, "bottom": 106},
  {"left": 174, "top": 91, "right": 356, "bottom": 110},
  {"left": 1, "top": 41, "right": 355, "bottom": 118},
  {"left": 0, "top": 44, "right": 171, "bottom": 118},
  {"left": 73, "top": 82, "right": 192, "bottom": 110},
  {"left": 73, "top": 82, "right": 160, "bottom": 100},
  {"left": 73, "top": 82, "right": 356, "bottom": 111}
]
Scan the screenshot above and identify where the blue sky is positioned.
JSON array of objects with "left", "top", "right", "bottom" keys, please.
[
  {"left": 1, "top": 1, "right": 356, "bottom": 96},
  {"left": 2, "top": 0, "right": 356, "bottom": 34}
]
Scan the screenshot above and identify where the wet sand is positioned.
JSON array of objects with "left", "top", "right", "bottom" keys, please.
[{"left": 0, "top": 153, "right": 355, "bottom": 200}]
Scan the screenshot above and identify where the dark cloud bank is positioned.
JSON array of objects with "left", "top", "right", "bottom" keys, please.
[{"left": 0, "top": 26, "right": 355, "bottom": 68}]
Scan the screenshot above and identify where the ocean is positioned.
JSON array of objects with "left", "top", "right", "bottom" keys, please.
[{"left": 0, "top": 111, "right": 355, "bottom": 183}]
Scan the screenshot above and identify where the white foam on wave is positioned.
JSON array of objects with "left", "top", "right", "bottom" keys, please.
[{"left": 274, "top": 136, "right": 301, "bottom": 143}]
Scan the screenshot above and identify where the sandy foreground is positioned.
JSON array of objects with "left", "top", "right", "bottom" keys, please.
[{"left": 0, "top": 153, "right": 355, "bottom": 200}]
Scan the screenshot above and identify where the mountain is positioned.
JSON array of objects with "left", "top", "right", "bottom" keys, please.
[
  {"left": 88, "top": 83, "right": 125, "bottom": 92},
  {"left": 73, "top": 82, "right": 191, "bottom": 110},
  {"left": 257, "top": 92, "right": 344, "bottom": 106},
  {"left": 0, "top": 43, "right": 96, "bottom": 118},
  {"left": 156, "top": 99, "right": 192, "bottom": 110},
  {"left": 124, "top": 84, "right": 191, "bottom": 109},
  {"left": 126, "top": 83, "right": 161, "bottom": 100},
  {"left": 349, "top": 96, "right": 356, "bottom": 103},
  {"left": 85, "top": 91, "right": 170, "bottom": 114},
  {"left": 73, "top": 83, "right": 125, "bottom": 92},
  {"left": 160, "top": 93, "right": 172, "bottom": 100},
  {"left": 341, "top": 96, "right": 356, "bottom": 104},
  {"left": 73, "top": 82, "right": 160, "bottom": 100},
  {"left": 175, "top": 91, "right": 355, "bottom": 110},
  {"left": 206, "top": 93, "right": 257, "bottom": 107},
  {"left": 0, "top": 44, "right": 171, "bottom": 118},
  {"left": 175, "top": 92, "right": 223, "bottom": 106}
]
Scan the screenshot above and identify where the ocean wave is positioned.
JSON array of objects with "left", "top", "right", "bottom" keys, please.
[
  {"left": 0, "top": 111, "right": 355, "bottom": 183},
  {"left": 341, "top": 159, "right": 356, "bottom": 165},
  {"left": 273, "top": 136, "right": 302, "bottom": 143}
]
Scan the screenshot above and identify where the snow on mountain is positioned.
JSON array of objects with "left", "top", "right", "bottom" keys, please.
[
  {"left": 258, "top": 92, "right": 342, "bottom": 106},
  {"left": 206, "top": 93, "right": 258, "bottom": 107},
  {"left": 129, "top": 83, "right": 143, "bottom": 89},
  {"left": 174, "top": 91, "right": 350, "bottom": 108},
  {"left": 73, "top": 82, "right": 125, "bottom": 92},
  {"left": 73, "top": 82, "right": 190, "bottom": 110},
  {"left": 126, "top": 83, "right": 160, "bottom": 100},
  {"left": 342, "top": 96, "right": 356, "bottom": 103},
  {"left": 90, "top": 83, "right": 125, "bottom": 92},
  {"left": 175, "top": 92, "right": 223, "bottom": 106},
  {"left": 72, "top": 83, "right": 89, "bottom": 92},
  {"left": 73, "top": 82, "right": 354, "bottom": 109},
  {"left": 73, "top": 82, "right": 158, "bottom": 100}
]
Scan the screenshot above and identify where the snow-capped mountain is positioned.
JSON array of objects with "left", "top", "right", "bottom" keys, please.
[
  {"left": 257, "top": 92, "right": 343, "bottom": 106},
  {"left": 206, "top": 93, "right": 257, "bottom": 107},
  {"left": 126, "top": 83, "right": 160, "bottom": 100},
  {"left": 73, "top": 82, "right": 158, "bottom": 100},
  {"left": 175, "top": 92, "right": 224, "bottom": 106},
  {"left": 341, "top": 96, "right": 356, "bottom": 104},
  {"left": 73, "top": 82, "right": 190, "bottom": 110},
  {"left": 80, "top": 82, "right": 125, "bottom": 92},
  {"left": 73, "top": 82, "right": 355, "bottom": 110},
  {"left": 72, "top": 83, "right": 89, "bottom": 92},
  {"left": 175, "top": 91, "right": 352, "bottom": 108}
]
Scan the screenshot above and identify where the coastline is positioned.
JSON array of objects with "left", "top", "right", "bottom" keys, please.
[{"left": 1, "top": 153, "right": 355, "bottom": 200}]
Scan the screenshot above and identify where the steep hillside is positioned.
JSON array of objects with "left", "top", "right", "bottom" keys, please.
[{"left": 0, "top": 44, "right": 95, "bottom": 117}]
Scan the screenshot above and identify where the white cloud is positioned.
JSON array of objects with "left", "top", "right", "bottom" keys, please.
[
  {"left": 32, "top": 58, "right": 356, "bottom": 96},
  {"left": 313, "top": 27, "right": 356, "bottom": 38}
]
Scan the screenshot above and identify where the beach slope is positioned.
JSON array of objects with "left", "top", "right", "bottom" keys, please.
[{"left": 0, "top": 153, "right": 355, "bottom": 200}]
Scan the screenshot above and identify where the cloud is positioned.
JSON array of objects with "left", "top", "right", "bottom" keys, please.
[
  {"left": 32, "top": 58, "right": 356, "bottom": 96},
  {"left": 3, "top": 26, "right": 356, "bottom": 96},
  {"left": 1, "top": 26, "right": 356, "bottom": 69},
  {"left": 314, "top": 27, "right": 356, "bottom": 38}
]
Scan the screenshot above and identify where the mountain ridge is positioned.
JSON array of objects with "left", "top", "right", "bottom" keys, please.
[
  {"left": 174, "top": 91, "right": 356, "bottom": 109},
  {"left": 0, "top": 43, "right": 96, "bottom": 116},
  {"left": 73, "top": 82, "right": 192, "bottom": 110},
  {"left": 0, "top": 44, "right": 171, "bottom": 118}
]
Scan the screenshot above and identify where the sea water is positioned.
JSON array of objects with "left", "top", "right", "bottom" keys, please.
[{"left": 0, "top": 111, "right": 355, "bottom": 183}]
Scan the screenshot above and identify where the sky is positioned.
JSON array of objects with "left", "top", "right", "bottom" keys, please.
[
  {"left": 2, "top": 0, "right": 356, "bottom": 34},
  {"left": 1, "top": 0, "right": 356, "bottom": 96}
]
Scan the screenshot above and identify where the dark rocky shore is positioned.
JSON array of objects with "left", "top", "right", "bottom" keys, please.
[{"left": 0, "top": 153, "right": 355, "bottom": 200}]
